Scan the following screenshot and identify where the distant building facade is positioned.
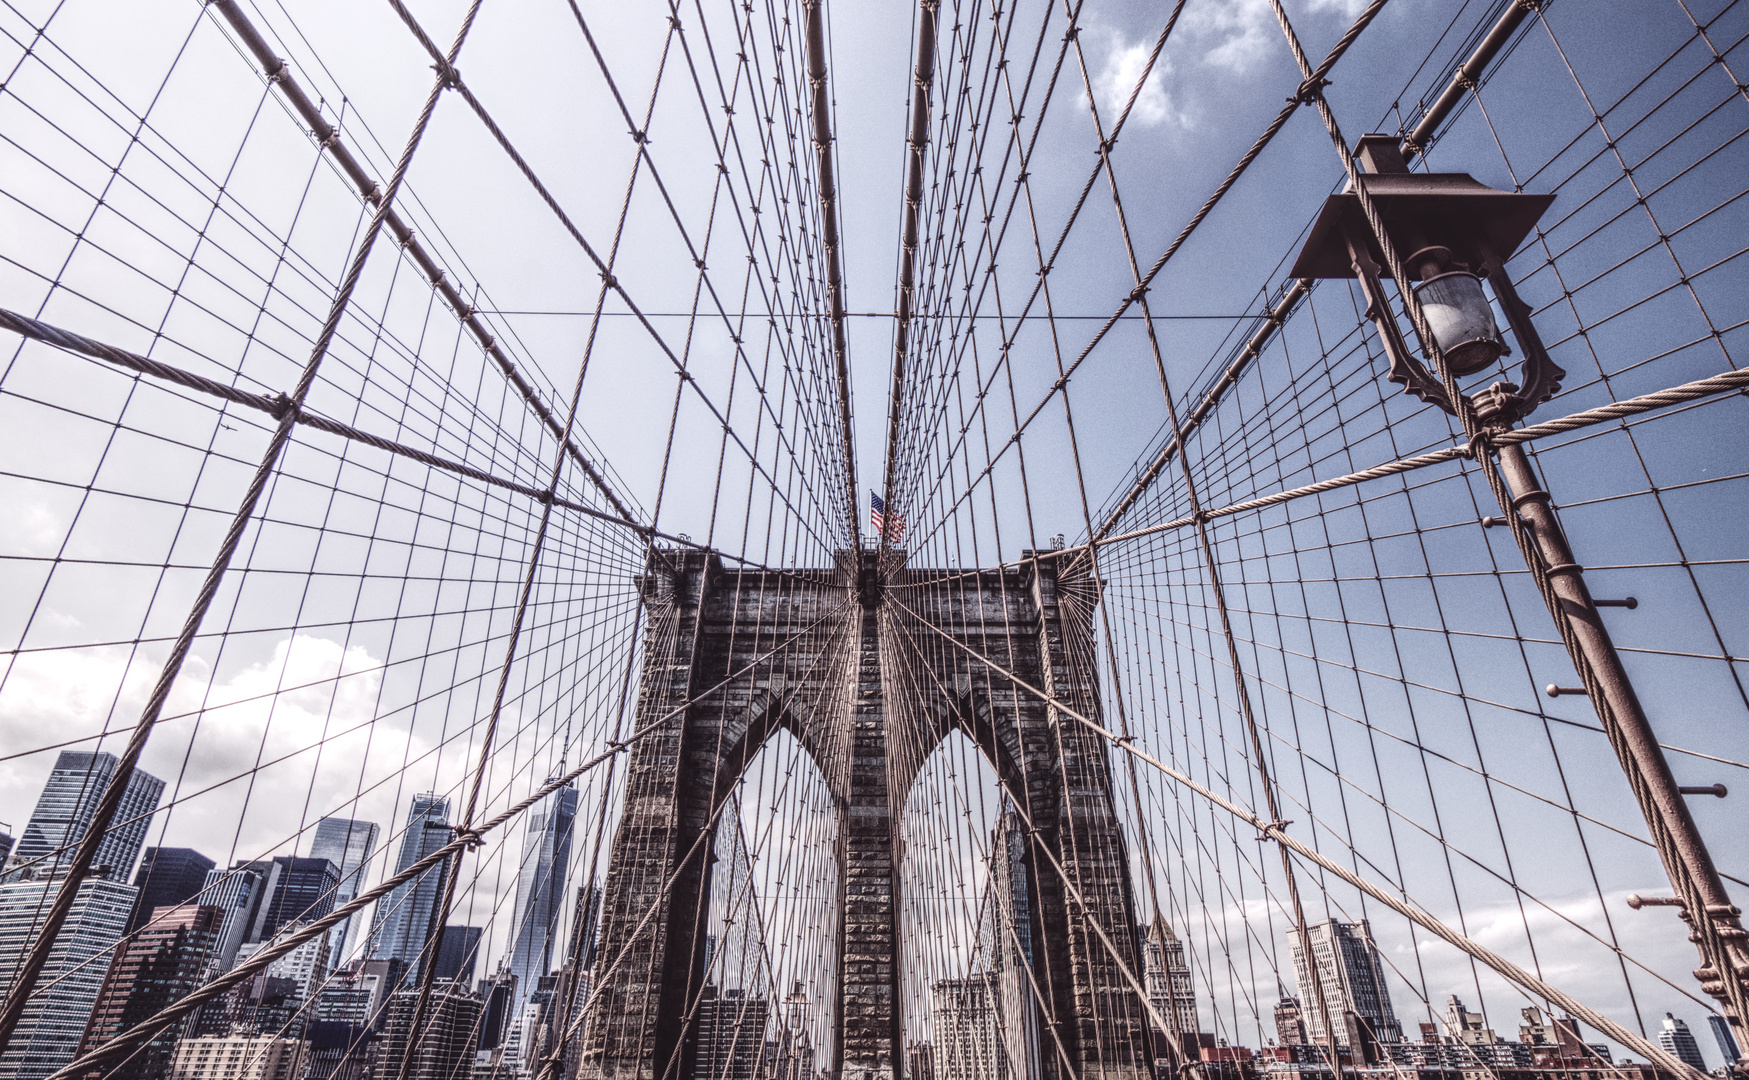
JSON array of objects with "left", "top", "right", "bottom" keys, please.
[
  {"left": 0, "top": 755, "right": 158, "bottom": 1080},
  {"left": 1659, "top": 1013, "right": 1707, "bottom": 1073},
  {"left": 168, "top": 1033, "right": 305, "bottom": 1080},
  {"left": 506, "top": 783, "right": 577, "bottom": 1012},
  {"left": 0, "top": 878, "right": 139, "bottom": 1080},
  {"left": 693, "top": 986, "right": 770, "bottom": 1080},
  {"left": 308, "top": 817, "right": 379, "bottom": 963},
  {"left": 931, "top": 977, "right": 1002, "bottom": 1080},
  {"left": 3, "top": 752, "right": 165, "bottom": 884},
  {"left": 1141, "top": 916, "right": 1198, "bottom": 1038},
  {"left": 1287, "top": 920, "right": 1400, "bottom": 1046},
  {"left": 373, "top": 981, "right": 483, "bottom": 1080},
  {"left": 77, "top": 903, "right": 223, "bottom": 1080},
  {"left": 125, "top": 847, "right": 215, "bottom": 936},
  {"left": 367, "top": 794, "right": 453, "bottom": 990},
  {"left": 435, "top": 925, "right": 484, "bottom": 986}
]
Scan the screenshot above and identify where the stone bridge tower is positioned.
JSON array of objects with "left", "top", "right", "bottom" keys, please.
[{"left": 575, "top": 548, "right": 1152, "bottom": 1080}]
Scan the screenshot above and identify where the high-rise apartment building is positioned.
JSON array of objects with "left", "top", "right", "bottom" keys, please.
[
  {"left": 1659, "top": 1013, "right": 1708, "bottom": 1073},
  {"left": 1287, "top": 919, "right": 1401, "bottom": 1046},
  {"left": 0, "top": 878, "right": 139, "bottom": 1080},
  {"left": 77, "top": 903, "right": 224, "bottom": 1080},
  {"left": 368, "top": 794, "right": 453, "bottom": 990},
  {"left": 190, "top": 967, "right": 306, "bottom": 1040},
  {"left": 372, "top": 981, "right": 483, "bottom": 1080},
  {"left": 931, "top": 977, "right": 1003, "bottom": 1080},
  {"left": 3, "top": 752, "right": 164, "bottom": 884},
  {"left": 506, "top": 782, "right": 577, "bottom": 1010},
  {"left": 308, "top": 818, "right": 379, "bottom": 962},
  {"left": 1141, "top": 916, "right": 1198, "bottom": 1038},
  {"left": 125, "top": 847, "right": 215, "bottom": 936}
]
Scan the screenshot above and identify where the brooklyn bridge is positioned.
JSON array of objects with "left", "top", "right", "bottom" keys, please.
[{"left": 0, "top": 2, "right": 1744, "bottom": 1080}]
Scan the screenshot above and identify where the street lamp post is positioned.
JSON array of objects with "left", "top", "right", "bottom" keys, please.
[{"left": 1293, "top": 134, "right": 1749, "bottom": 1073}]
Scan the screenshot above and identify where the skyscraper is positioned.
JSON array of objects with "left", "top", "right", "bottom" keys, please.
[
  {"left": 196, "top": 866, "right": 267, "bottom": 976},
  {"left": 0, "top": 755, "right": 161, "bottom": 1080},
  {"left": 237, "top": 929, "right": 331, "bottom": 1005},
  {"left": 1288, "top": 919, "right": 1401, "bottom": 1046},
  {"left": 982, "top": 809, "right": 1039, "bottom": 1080},
  {"left": 368, "top": 794, "right": 453, "bottom": 990},
  {"left": 254, "top": 856, "right": 340, "bottom": 941},
  {"left": 126, "top": 848, "right": 216, "bottom": 936},
  {"left": 1709, "top": 1014, "right": 1741, "bottom": 1069},
  {"left": 434, "top": 925, "right": 483, "bottom": 985},
  {"left": 1141, "top": 916, "right": 1198, "bottom": 1038},
  {"left": 309, "top": 818, "right": 379, "bottom": 962},
  {"left": 4, "top": 751, "right": 165, "bottom": 883},
  {"left": 507, "top": 782, "right": 577, "bottom": 1010},
  {"left": 77, "top": 903, "right": 224, "bottom": 1080},
  {"left": 1659, "top": 1013, "right": 1708, "bottom": 1072},
  {"left": 0, "top": 878, "right": 139, "bottom": 1080}
]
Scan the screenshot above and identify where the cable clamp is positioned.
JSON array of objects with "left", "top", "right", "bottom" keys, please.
[
  {"left": 1289, "top": 76, "right": 1329, "bottom": 106},
  {"left": 600, "top": 272, "right": 619, "bottom": 290},
  {"left": 454, "top": 828, "right": 484, "bottom": 851},
  {"left": 1129, "top": 283, "right": 1150, "bottom": 302},
  {"left": 270, "top": 392, "right": 298, "bottom": 422},
  {"left": 1258, "top": 819, "right": 1293, "bottom": 842},
  {"left": 266, "top": 59, "right": 289, "bottom": 85},
  {"left": 432, "top": 61, "right": 461, "bottom": 91}
]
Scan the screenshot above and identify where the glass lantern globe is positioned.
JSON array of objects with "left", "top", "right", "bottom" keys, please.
[{"left": 1412, "top": 270, "right": 1505, "bottom": 376}]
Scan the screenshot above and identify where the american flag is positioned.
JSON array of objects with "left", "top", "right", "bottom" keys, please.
[{"left": 870, "top": 490, "right": 906, "bottom": 543}]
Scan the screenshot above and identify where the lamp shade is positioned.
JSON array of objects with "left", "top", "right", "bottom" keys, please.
[{"left": 1412, "top": 271, "right": 1503, "bottom": 376}]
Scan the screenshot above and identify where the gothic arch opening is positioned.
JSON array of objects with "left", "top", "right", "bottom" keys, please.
[
  {"left": 897, "top": 728, "right": 1038, "bottom": 1080},
  {"left": 697, "top": 727, "right": 839, "bottom": 1080}
]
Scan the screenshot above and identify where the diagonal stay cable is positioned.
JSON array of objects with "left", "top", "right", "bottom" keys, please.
[
  {"left": 907, "top": 0, "right": 1390, "bottom": 551},
  {"left": 206, "top": 0, "right": 641, "bottom": 526},
  {"left": 381, "top": 0, "right": 844, "bottom": 553}
]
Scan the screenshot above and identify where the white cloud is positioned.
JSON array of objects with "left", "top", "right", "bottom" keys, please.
[{"left": 1093, "top": 31, "right": 1182, "bottom": 129}]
